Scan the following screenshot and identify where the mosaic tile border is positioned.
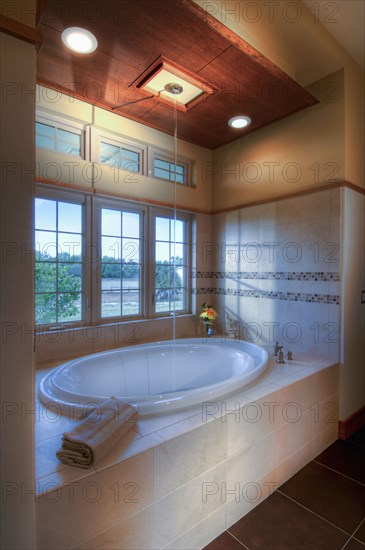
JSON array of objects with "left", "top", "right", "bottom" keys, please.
[
  {"left": 193, "top": 271, "right": 340, "bottom": 281},
  {"left": 194, "top": 287, "right": 340, "bottom": 305}
]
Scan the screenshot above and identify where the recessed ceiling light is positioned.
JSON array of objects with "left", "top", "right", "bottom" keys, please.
[
  {"left": 61, "top": 27, "right": 98, "bottom": 54},
  {"left": 228, "top": 116, "right": 252, "bottom": 129}
]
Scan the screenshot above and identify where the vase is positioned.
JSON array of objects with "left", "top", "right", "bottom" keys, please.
[{"left": 205, "top": 324, "right": 215, "bottom": 337}]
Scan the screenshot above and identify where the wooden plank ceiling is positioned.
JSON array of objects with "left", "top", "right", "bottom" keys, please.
[{"left": 36, "top": 0, "right": 318, "bottom": 150}]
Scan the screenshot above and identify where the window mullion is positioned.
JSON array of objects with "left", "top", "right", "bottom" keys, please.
[
  {"left": 55, "top": 202, "right": 59, "bottom": 323},
  {"left": 91, "top": 198, "right": 101, "bottom": 324},
  {"left": 147, "top": 206, "right": 155, "bottom": 319},
  {"left": 84, "top": 194, "right": 93, "bottom": 326}
]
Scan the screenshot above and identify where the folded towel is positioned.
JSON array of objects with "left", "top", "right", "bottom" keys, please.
[{"left": 56, "top": 398, "right": 138, "bottom": 469}]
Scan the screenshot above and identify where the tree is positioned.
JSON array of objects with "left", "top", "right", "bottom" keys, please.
[
  {"left": 122, "top": 260, "right": 139, "bottom": 279},
  {"left": 155, "top": 257, "right": 182, "bottom": 299},
  {"left": 35, "top": 252, "right": 81, "bottom": 324},
  {"left": 101, "top": 258, "right": 139, "bottom": 279}
]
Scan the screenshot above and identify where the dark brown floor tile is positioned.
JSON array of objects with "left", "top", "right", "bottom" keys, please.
[
  {"left": 349, "top": 426, "right": 365, "bottom": 449},
  {"left": 315, "top": 440, "right": 365, "bottom": 484},
  {"left": 228, "top": 491, "right": 348, "bottom": 550},
  {"left": 355, "top": 521, "right": 365, "bottom": 544},
  {"left": 345, "top": 538, "right": 365, "bottom": 550},
  {"left": 280, "top": 461, "right": 365, "bottom": 534},
  {"left": 203, "top": 531, "right": 245, "bottom": 550}
]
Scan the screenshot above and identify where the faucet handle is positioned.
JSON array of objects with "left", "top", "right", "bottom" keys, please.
[{"left": 273, "top": 341, "right": 280, "bottom": 356}]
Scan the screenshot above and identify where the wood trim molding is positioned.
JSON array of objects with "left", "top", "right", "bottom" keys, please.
[
  {"left": 35, "top": 177, "right": 211, "bottom": 215},
  {"left": 0, "top": 14, "right": 42, "bottom": 47},
  {"left": 36, "top": 177, "right": 91, "bottom": 195},
  {"left": 341, "top": 181, "right": 365, "bottom": 196},
  {"left": 212, "top": 181, "right": 365, "bottom": 215},
  {"left": 338, "top": 405, "right": 365, "bottom": 440}
]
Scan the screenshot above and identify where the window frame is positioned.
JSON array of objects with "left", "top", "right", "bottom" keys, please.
[
  {"left": 35, "top": 187, "right": 193, "bottom": 330},
  {"left": 148, "top": 146, "right": 193, "bottom": 186},
  {"left": 34, "top": 185, "right": 91, "bottom": 329},
  {"left": 92, "top": 196, "right": 147, "bottom": 324},
  {"left": 91, "top": 127, "right": 147, "bottom": 176},
  {"left": 148, "top": 206, "right": 192, "bottom": 318},
  {"left": 35, "top": 112, "right": 85, "bottom": 159}
]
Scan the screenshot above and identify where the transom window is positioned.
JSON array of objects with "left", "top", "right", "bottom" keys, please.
[
  {"left": 36, "top": 120, "right": 83, "bottom": 157},
  {"left": 154, "top": 158, "right": 185, "bottom": 184},
  {"left": 35, "top": 118, "right": 196, "bottom": 186},
  {"left": 149, "top": 148, "right": 191, "bottom": 185},
  {"left": 35, "top": 196, "right": 83, "bottom": 325},
  {"left": 91, "top": 128, "right": 146, "bottom": 175},
  {"left": 100, "top": 142, "right": 141, "bottom": 172}
]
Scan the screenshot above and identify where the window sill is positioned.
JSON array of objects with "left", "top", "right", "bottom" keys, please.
[{"left": 35, "top": 314, "right": 196, "bottom": 335}]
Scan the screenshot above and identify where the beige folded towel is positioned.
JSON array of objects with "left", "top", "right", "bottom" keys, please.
[{"left": 56, "top": 398, "right": 138, "bottom": 469}]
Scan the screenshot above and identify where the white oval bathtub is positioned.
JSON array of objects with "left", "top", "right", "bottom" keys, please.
[{"left": 38, "top": 338, "right": 269, "bottom": 416}]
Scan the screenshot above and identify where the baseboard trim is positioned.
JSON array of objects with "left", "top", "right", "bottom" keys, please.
[{"left": 338, "top": 405, "right": 365, "bottom": 440}]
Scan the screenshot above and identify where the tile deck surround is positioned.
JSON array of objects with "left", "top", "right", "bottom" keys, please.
[{"left": 35, "top": 347, "right": 339, "bottom": 549}]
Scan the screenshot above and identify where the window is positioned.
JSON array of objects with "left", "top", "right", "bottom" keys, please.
[
  {"left": 36, "top": 117, "right": 83, "bottom": 157},
  {"left": 91, "top": 128, "right": 146, "bottom": 175},
  {"left": 149, "top": 148, "right": 192, "bottom": 185},
  {"left": 35, "top": 194, "right": 84, "bottom": 326},
  {"left": 98, "top": 204, "right": 144, "bottom": 319},
  {"left": 35, "top": 188, "right": 192, "bottom": 327},
  {"left": 151, "top": 211, "right": 190, "bottom": 315},
  {"left": 100, "top": 142, "right": 141, "bottom": 172},
  {"left": 154, "top": 158, "right": 185, "bottom": 184}
]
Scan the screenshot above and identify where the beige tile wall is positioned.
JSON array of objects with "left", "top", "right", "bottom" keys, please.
[{"left": 209, "top": 188, "right": 341, "bottom": 360}]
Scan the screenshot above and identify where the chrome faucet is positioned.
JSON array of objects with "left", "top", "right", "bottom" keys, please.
[
  {"left": 276, "top": 346, "right": 285, "bottom": 364},
  {"left": 225, "top": 313, "right": 239, "bottom": 340}
]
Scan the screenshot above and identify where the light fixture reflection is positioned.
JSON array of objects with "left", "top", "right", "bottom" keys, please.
[{"left": 61, "top": 27, "right": 98, "bottom": 54}]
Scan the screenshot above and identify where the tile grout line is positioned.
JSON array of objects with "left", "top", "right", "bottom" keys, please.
[
  {"left": 313, "top": 459, "right": 365, "bottom": 487},
  {"left": 340, "top": 523, "right": 365, "bottom": 550},
  {"left": 340, "top": 517, "right": 365, "bottom": 550},
  {"left": 340, "top": 537, "right": 354, "bottom": 550},
  {"left": 277, "top": 490, "right": 353, "bottom": 537},
  {"left": 350, "top": 517, "right": 365, "bottom": 547},
  {"left": 351, "top": 517, "right": 365, "bottom": 538},
  {"left": 66, "top": 502, "right": 155, "bottom": 549},
  {"left": 226, "top": 530, "right": 250, "bottom": 549}
]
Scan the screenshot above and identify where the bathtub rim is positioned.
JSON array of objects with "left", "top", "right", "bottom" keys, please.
[{"left": 38, "top": 338, "right": 269, "bottom": 417}]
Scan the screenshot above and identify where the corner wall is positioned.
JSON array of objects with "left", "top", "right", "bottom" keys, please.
[
  {"left": 0, "top": 32, "right": 37, "bottom": 548},
  {"left": 340, "top": 187, "right": 365, "bottom": 420}
]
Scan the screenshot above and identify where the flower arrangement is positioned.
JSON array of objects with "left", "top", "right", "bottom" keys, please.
[
  {"left": 200, "top": 303, "right": 218, "bottom": 323},
  {"left": 200, "top": 303, "right": 218, "bottom": 336}
]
